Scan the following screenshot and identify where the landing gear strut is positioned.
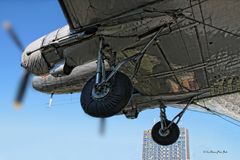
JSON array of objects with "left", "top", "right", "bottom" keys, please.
[
  {"left": 81, "top": 26, "right": 165, "bottom": 117},
  {"left": 80, "top": 38, "right": 133, "bottom": 118},
  {"left": 151, "top": 99, "right": 193, "bottom": 145}
]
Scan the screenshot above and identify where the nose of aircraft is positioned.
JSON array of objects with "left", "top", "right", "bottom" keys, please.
[
  {"left": 21, "top": 50, "right": 29, "bottom": 69},
  {"left": 21, "top": 38, "right": 49, "bottom": 76}
]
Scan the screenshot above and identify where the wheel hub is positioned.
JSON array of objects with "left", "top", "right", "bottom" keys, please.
[
  {"left": 159, "top": 129, "right": 170, "bottom": 137},
  {"left": 92, "top": 83, "right": 111, "bottom": 99}
]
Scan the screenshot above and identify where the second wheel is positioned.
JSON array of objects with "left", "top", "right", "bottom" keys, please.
[{"left": 151, "top": 120, "right": 180, "bottom": 145}]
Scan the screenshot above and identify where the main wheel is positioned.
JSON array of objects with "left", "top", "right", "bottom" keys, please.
[
  {"left": 80, "top": 71, "right": 133, "bottom": 118},
  {"left": 151, "top": 120, "right": 180, "bottom": 145}
]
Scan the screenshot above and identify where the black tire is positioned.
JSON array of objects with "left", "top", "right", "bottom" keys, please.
[
  {"left": 151, "top": 120, "right": 180, "bottom": 145},
  {"left": 80, "top": 71, "right": 133, "bottom": 118}
]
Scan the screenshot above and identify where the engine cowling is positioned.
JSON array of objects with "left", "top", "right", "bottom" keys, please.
[
  {"left": 21, "top": 36, "right": 50, "bottom": 75},
  {"left": 21, "top": 25, "right": 72, "bottom": 76}
]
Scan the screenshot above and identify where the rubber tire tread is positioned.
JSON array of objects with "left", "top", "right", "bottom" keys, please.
[
  {"left": 81, "top": 71, "right": 133, "bottom": 118},
  {"left": 151, "top": 120, "right": 180, "bottom": 145}
]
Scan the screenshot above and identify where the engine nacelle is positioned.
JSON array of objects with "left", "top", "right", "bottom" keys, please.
[
  {"left": 32, "top": 61, "right": 103, "bottom": 94},
  {"left": 21, "top": 36, "right": 50, "bottom": 75},
  {"left": 21, "top": 25, "right": 72, "bottom": 75},
  {"left": 21, "top": 25, "right": 95, "bottom": 76}
]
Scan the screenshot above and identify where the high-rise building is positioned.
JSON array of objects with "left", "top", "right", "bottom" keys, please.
[{"left": 142, "top": 128, "right": 190, "bottom": 160}]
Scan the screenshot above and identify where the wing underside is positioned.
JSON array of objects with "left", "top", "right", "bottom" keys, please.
[
  {"left": 55, "top": 0, "right": 240, "bottom": 120},
  {"left": 58, "top": 0, "right": 240, "bottom": 97},
  {"left": 59, "top": 0, "right": 158, "bottom": 29}
]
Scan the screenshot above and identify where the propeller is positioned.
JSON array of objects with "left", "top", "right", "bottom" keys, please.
[
  {"left": 14, "top": 71, "right": 31, "bottom": 107},
  {"left": 3, "top": 21, "right": 31, "bottom": 108},
  {"left": 99, "top": 118, "right": 106, "bottom": 135}
]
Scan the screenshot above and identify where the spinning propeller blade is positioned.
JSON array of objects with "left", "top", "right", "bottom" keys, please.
[
  {"left": 3, "top": 21, "right": 30, "bottom": 107},
  {"left": 3, "top": 21, "right": 25, "bottom": 52},
  {"left": 99, "top": 118, "right": 107, "bottom": 136},
  {"left": 14, "top": 71, "right": 31, "bottom": 108}
]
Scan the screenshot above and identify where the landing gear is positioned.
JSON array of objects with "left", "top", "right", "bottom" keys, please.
[
  {"left": 151, "top": 106, "right": 179, "bottom": 146},
  {"left": 80, "top": 38, "right": 133, "bottom": 118},
  {"left": 81, "top": 71, "right": 133, "bottom": 118},
  {"left": 152, "top": 120, "right": 179, "bottom": 146},
  {"left": 81, "top": 27, "right": 166, "bottom": 117},
  {"left": 151, "top": 99, "right": 193, "bottom": 145}
]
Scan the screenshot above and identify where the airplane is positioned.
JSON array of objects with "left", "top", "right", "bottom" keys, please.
[{"left": 4, "top": 0, "right": 240, "bottom": 145}]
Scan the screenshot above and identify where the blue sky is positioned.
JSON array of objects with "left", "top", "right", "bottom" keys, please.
[{"left": 0, "top": 1, "right": 240, "bottom": 160}]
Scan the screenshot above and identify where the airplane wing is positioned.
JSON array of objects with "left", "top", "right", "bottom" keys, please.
[
  {"left": 58, "top": 0, "right": 162, "bottom": 29},
  {"left": 58, "top": 0, "right": 240, "bottom": 96},
  {"left": 30, "top": 0, "right": 240, "bottom": 121}
]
